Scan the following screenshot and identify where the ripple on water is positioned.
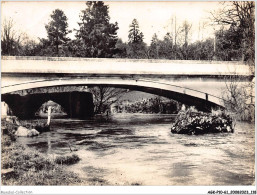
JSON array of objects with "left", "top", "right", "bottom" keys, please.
[{"left": 17, "top": 115, "right": 255, "bottom": 185}]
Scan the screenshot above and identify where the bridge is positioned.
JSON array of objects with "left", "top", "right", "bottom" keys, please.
[{"left": 1, "top": 56, "right": 254, "bottom": 119}]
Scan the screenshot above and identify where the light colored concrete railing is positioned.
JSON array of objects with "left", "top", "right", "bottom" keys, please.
[{"left": 1, "top": 56, "right": 253, "bottom": 76}]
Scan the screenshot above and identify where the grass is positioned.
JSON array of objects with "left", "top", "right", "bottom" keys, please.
[
  {"left": 1, "top": 141, "right": 83, "bottom": 185},
  {"left": 1, "top": 119, "right": 83, "bottom": 185}
]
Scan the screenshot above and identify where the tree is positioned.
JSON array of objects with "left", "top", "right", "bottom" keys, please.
[
  {"left": 149, "top": 33, "right": 160, "bottom": 59},
  {"left": 127, "top": 19, "right": 147, "bottom": 59},
  {"left": 44, "top": 9, "right": 71, "bottom": 56},
  {"left": 20, "top": 35, "right": 40, "bottom": 56},
  {"left": 211, "top": 1, "right": 255, "bottom": 63},
  {"left": 89, "top": 86, "right": 127, "bottom": 114},
  {"left": 1, "top": 18, "right": 23, "bottom": 55},
  {"left": 215, "top": 26, "right": 242, "bottom": 61},
  {"left": 158, "top": 33, "right": 173, "bottom": 59},
  {"left": 178, "top": 20, "right": 192, "bottom": 60},
  {"left": 128, "top": 19, "right": 144, "bottom": 44},
  {"left": 185, "top": 38, "right": 214, "bottom": 60},
  {"left": 222, "top": 72, "right": 254, "bottom": 121},
  {"left": 167, "top": 15, "right": 180, "bottom": 59},
  {"left": 211, "top": 2, "right": 255, "bottom": 121},
  {"left": 76, "top": 1, "right": 119, "bottom": 58},
  {"left": 114, "top": 38, "right": 128, "bottom": 58}
]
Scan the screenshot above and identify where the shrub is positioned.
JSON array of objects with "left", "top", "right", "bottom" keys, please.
[
  {"left": 171, "top": 107, "right": 234, "bottom": 135},
  {"left": 54, "top": 154, "right": 80, "bottom": 165}
]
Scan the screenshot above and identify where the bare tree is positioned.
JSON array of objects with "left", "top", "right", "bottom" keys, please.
[
  {"left": 211, "top": 1, "right": 255, "bottom": 63},
  {"left": 1, "top": 18, "right": 23, "bottom": 55},
  {"left": 222, "top": 68, "right": 255, "bottom": 121},
  {"left": 167, "top": 15, "right": 180, "bottom": 59},
  {"left": 211, "top": 2, "right": 255, "bottom": 120},
  {"left": 178, "top": 20, "right": 192, "bottom": 60},
  {"left": 89, "top": 86, "right": 127, "bottom": 114}
]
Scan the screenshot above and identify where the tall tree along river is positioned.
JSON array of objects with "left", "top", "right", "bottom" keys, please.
[{"left": 17, "top": 114, "right": 255, "bottom": 185}]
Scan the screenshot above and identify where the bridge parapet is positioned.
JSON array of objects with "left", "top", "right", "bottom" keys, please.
[{"left": 1, "top": 56, "right": 253, "bottom": 77}]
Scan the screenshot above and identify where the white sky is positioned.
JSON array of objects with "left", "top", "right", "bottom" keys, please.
[{"left": 1, "top": 1, "right": 220, "bottom": 45}]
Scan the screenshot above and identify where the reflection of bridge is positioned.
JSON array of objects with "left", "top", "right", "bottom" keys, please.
[{"left": 1, "top": 56, "right": 254, "bottom": 118}]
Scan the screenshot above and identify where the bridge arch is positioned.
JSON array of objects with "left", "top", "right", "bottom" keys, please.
[{"left": 1, "top": 77, "right": 224, "bottom": 112}]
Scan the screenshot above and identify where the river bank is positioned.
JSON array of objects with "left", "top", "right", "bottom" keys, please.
[{"left": 1, "top": 118, "right": 92, "bottom": 185}]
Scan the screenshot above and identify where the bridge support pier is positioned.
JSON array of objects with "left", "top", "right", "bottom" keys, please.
[{"left": 1, "top": 92, "right": 94, "bottom": 119}]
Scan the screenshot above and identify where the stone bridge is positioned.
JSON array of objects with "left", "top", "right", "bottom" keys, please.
[{"left": 1, "top": 56, "right": 254, "bottom": 119}]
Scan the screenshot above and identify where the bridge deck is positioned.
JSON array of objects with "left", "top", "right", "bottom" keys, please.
[{"left": 1, "top": 56, "right": 253, "bottom": 76}]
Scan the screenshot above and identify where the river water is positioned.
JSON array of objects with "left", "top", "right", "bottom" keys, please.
[{"left": 17, "top": 114, "right": 255, "bottom": 185}]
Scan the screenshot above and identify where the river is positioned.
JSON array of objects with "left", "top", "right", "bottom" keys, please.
[{"left": 17, "top": 114, "right": 255, "bottom": 185}]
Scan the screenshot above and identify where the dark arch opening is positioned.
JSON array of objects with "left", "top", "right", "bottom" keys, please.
[{"left": 1, "top": 91, "right": 94, "bottom": 119}]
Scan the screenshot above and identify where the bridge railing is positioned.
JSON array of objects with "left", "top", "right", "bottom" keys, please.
[
  {"left": 1, "top": 56, "right": 249, "bottom": 64},
  {"left": 136, "top": 78, "right": 225, "bottom": 107}
]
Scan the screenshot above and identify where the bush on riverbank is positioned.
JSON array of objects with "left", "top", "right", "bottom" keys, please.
[
  {"left": 121, "top": 98, "right": 181, "bottom": 114},
  {"left": 171, "top": 107, "right": 234, "bottom": 135},
  {"left": 1, "top": 120, "right": 82, "bottom": 185},
  {"left": 2, "top": 116, "right": 50, "bottom": 137},
  {"left": 55, "top": 154, "right": 80, "bottom": 165},
  {"left": 2, "top": 118, "right": 19, "bottom": 133}
]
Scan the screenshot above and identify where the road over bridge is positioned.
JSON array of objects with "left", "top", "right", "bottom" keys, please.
[{"left": 1, "top": 56, "right": 254, "bottom": 118}]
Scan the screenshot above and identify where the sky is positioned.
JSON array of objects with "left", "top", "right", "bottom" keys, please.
[{"left": 1, "top": 1, "right": 221, "bottom": 45}]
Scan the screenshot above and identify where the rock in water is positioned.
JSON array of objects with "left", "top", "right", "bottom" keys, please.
[
  {"left": 15, "top": 126, "right": 30, "bottom": 137},
  {"left": 27, "top": 129, "right": 40, "bottom": 137},
  {"left": 171, "top": 107, "right": 234, "bottom": 135},
  {"left": 15, "top": 126, "right": 39, "bottom": 137}
]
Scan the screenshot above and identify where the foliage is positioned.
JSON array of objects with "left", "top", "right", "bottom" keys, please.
[
  {"left": 177, "top": 20, "right": 192, "bottom": 60},
  {"left": 127, "top": 19, "right": 147, "bottom": 59},
  {"left": 89, "top": 86, "right": 127, "bottom": 114},
  {"left": 1, "top": 18, "right": 23, "bottom": 55},
  {"left": 215, "top": 26, "right": 242, "bottom": 61},
  {"left": 121, "top": 97, "right": 180, "bottom": 114},
  {"left": 127, "top": 41, "right": 148, "bottom": 59},
  {"left": 128, "top": 19, "right": 144, "bottom": 44},
  {"left": 3, "top": 3, "right": 254, "bottom": 62},
  {"left": 211, "top": 1, "right": 255, "bottom": 63},
  {"left": 75, "top": 1, "right": 119, "bottom": 58},
  {"left": 55, "top": 154, "right": 80, "bottom": 165},
  {"left": 186, "top": 39, "right": 214, "bottom": 60},
  {"left": 157, "top": 33, "right": 174, "bottom": 59},
  {"left": 113, "top": 38, "right": 128, "bottom": 58},
  {"left": 222, "top": 74, "right": 254, "bottom": 122},
  {"left": 149, "top": 33, "right": 159, "bottom": 58},
  {"left": 1, "top": 118, "right": 19, "bottom": 138},
  {"left": 171, "top": 107, "right": 234, "bottom": 135},
  {"left": 42, "top": 9, "right": 71, "bottom": 56},
  {"left": 21, "top": 38, "right": 40, "bottom": 56},
  {"left": 211, "top": 2, "right": 255, "bottom": 122}
]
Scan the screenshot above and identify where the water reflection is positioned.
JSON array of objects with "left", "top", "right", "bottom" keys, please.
[{"left": 17, "top": 114, "right": 255, "bottom": 185}]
